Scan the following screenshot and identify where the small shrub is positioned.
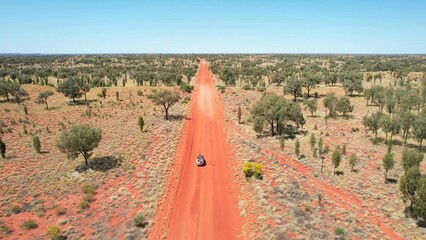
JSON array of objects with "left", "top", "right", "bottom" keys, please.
[
  {"left": 253, "top": 163, "right": 263, "bottom": 179},
  {"left": 137, "top": 90, "right": 143, "bottom": 96},
  {"left": 280, "top": 137, "right": 285, "bottom": 150},
  {"left": 242, "top": 161, "right": 253, "bottom": 178},
  {"left": 304, "top": 203, "right": 312, "bottom": 212},
  {"left": 147, "top": 93, "right": 153, "bottom": 99},
  {"left": 11, "top": 205, "right": 22, "bottom": 214},
  {"left": 138, "top": 116, "right": 144, "bottom": 132},
  {"left": 134, "top": 213, "right": 145, "bottom": 227},
  {"left": 33, "top": 136, "right": 41, "bottom": 153},
  {"left": 342, "top": 144, "right": 347, "bottom": 155},
  {"left": 295, "top": 140, "right": 300, "bottom": 157},
  {"left": 97, "top": 93, "right": 104, "bottom": 98},
  {"left": 179, "top": 83, "right": 194, "bottom": 93},
  {"left": 335, "top": 227, "right": 344, "bottom": 235},
  {"left": 23, "top": 220, "right": 38, "bottom": 230},
  {"left": 182, "top": 96, "right": 190, "bottom": 104},
  {"left": 101, "top": 88, "right": 107, "bottom": 98},
  {"left": 242, "top": 85, "right": 251, "bottom": 90},
  {"left": 79, "top": 200, "right": 89, "bottom": 209},
  {"left": 46, "top": 225, "right": 61, "bottom": 239},
  {"left": 0, "top": 224, "right": 13, "bottom": 235},
  {"left": 23, "top": 125, "right": 28, "bottom": 135},
  {"left": 82, "top": 184, "right": 96, "bottom": 194},
  {"left": 216, "top": 85, "right": 225, "bottom": 93}
]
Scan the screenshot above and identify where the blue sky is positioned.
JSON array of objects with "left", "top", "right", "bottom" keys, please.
[{"left": 0, "top": 0, "right": 425, "bottom": 54}]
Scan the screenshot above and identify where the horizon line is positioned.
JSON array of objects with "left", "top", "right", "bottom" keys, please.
[{"left": 1, "top": 52, "right": 426, "bottom": 56}]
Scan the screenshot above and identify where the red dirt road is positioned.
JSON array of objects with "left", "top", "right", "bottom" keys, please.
[{"left": 148, "top": 61, "right": 242, "bottom": 239}]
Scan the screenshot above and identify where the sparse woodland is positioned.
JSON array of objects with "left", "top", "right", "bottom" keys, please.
[{"left": 1, "top": 54, "right": 426, "bottom": 239}]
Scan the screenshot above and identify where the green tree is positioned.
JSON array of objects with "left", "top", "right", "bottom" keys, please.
[
  {"left": 0, "top": 79, "right": 20, "bottom": 101},
  {"left": 400, "top": 111, "right": 416, "bottom": 145},
  {"left": 303, "top": 99, "right": 318, "bottom": 117},
  {"left": 336, "top": 96, "right": 354, "bottom": 117},
  {"left": 364, "top": 112, "right": 381, "bottom": 139},
  {"left": 413, "top": 115, "right": 426, "bottom": 149},
  {"left": 332, "top": 149, "right": 342, "bottom": 175},
  {"left": 151, "top": 89, "right": 181, "bottom": 120},
  {"left": 341, "top": 72, "right": 363, "bottom": 96},
  {"left": 323, "top": 92, "right": 338, "bottom": 118},
  {"left": 237, "top": 106, "right": 242, "bottom": 124},
  {"left": 309, "top": 133, "right": 316, "bottom": 150},
  {"left": 413, "top": 177, "right": 426, "bottom": 220},
  {"left": 400, "top": 167, "right": 421, "bottom": 210},
  {"left": 251, "top": 93, "right": 304, "bottom": 136},
  {"left": 56, "top": 125, "right": 102, "bottom": 166},
  {"left": 379, "top": 115, "right": 391, "bottom": 141},
  {"left": 295, "top": 139, "right": 300, "bottom": 157},
  {"left": 37, "top": 90, "right": 54, "bottom": 110},
  {"left": 138, "top": 116, "right": 144, "bottom": 132},
  {"left": 401, "top": 149, "right": 424, "bottom": 172},
  {"left": 284, "top": 77, "right": 302, "bottom": 101},
  {"left": 383, "top": 153, "right": 395, "bottom": 183},
  {"left": 349, "top": 153, "right": 357, "bottom": 172},
  {"left": 318, "top": 137, "right": 325, "bottom": 172},
  {"left": 33, "top": 136, "right": 41, "bottom": 154},
  {"left": 302, "top": 74, "right": 321, "bottom": 97},
  {"left": 280, "top": 137, "right": 285, "bottom": 150},
  {"left": 58, "top": 77, "right": 82, "bottom": 103}
]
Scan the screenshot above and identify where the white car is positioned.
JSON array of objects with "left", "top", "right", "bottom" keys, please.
[{"left": 196, "top": 154, "right": 206, "bottom": 166}]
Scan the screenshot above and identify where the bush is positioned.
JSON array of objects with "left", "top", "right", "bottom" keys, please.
[
  {"left": 33, "top": 135, "right": 41, "bottom": 153},
  {"left": 82, "top": 184, "right": 96, "bottom": 194},
  {"left": 335, "top": 227, "right": 344, "bottom": 235},
  {"left": 1, "top": 224, "right": 13, "bottom": 234},
  {"left": 138, "top": 116, "right": 144, "bottom": 132},
  {"left": 46, "top": 225, "right": 61, "bottom": 239},
  {"left": 134, "top": 213, "right": 145, "bottom": 227},
  {"left": 147, "top": 93, "right": 153, "bottom": 99},
  {"left": 242, "top": 85, "right": 251, "bottom": 90},
  {"left": 137, "top": 90, "right": 143, "bottom": 96},
  {"left": 23, "top": 220, "right": 38, "bottom": 230},
  {"left": 11, "top": 205, "right": 22, "bottom": 214},
  {"left": 253, "top": 163, "right": 263, "bottom": 179},
  {"left": 216, "top": 85, "right": 225, "bottom": 93},
  {"left": 179, "top": 83, "right": 194, "bottom": 93},
  {"left": 79, "top": 200, "right": 89, "bottom": 209},
  {"left": 242, "top": 161, "right": 253, "bottom": 177},
  {"left": 182, "top": 96, "right": 190, "bottom": 104}
]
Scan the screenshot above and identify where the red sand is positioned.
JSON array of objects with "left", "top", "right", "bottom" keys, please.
[{"left": 148, "top": 61, "right": 242, "bottom": 239}]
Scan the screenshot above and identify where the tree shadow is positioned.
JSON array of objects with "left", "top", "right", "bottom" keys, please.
[
  {"left": 75, "top": 155, "right": 122, "bottom": 173},
  {"left": 335, "top": 171, "right": 344, "bottom": 176},
  {"left": 168, "top": 114, "right": 185, "bottom": 121},
  {"left": 417, "top": 219, "right": 426, "bottom": 228},
  {"left": 352, "top": 169, "right": 359, "bottom": 173},
  {"left": 386, "top": 178, "right": 398, "bottom": 184}
]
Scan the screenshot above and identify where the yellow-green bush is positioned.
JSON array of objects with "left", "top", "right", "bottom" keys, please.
[
  {"left": 253, "top": 163, "right": 263, "bottom": 179},
  {"left": 242, "top": 161, "right": 253, "bottom": 177}
]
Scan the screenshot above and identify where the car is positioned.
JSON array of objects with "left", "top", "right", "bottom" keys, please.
[{"left": 196, "top": 154, "right": 206, "bottom": 166}]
